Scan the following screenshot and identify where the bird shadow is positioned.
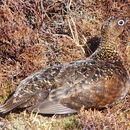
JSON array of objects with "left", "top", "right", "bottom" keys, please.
[{"left": 83, "top": 36, "right": 101, "bottom": 57}]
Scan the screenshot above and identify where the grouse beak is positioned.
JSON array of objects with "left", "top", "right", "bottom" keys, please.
[
  {"left": 125, "top": 17, "right": 130, "bottom": 24},
  {"left": 124, "top": 16, "right": 130, "bottom": 32}
]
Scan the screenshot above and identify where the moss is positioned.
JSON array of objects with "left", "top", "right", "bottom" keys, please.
[
  {"left": 62, "top": 116, "right": 82, "bottom": 130},
  {"left": 1, "top": 81, "right": 13, "bottom": 101}
]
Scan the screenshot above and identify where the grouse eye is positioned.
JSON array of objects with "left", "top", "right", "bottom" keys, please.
[{"left": 118, "top": 20, "right": 125, "bottom": 26}]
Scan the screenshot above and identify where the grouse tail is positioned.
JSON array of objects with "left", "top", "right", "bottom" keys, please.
[{"left": 0, "top": 95, "right": 31, "bottom": 114}]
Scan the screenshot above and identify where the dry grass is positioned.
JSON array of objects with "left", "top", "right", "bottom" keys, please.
[
  {"left": 0, "top": 0, "right": 129, "bottom": 129},
  {"left": 78, "top": 93, "right": 130, "bottom": 130}
]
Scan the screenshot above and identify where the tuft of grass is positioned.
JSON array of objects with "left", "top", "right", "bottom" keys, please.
[{"left": 5, "top": 112, "right": 81, "bottom": 130}]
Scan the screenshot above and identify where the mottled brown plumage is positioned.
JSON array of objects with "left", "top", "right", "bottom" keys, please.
[{"left": 0, "top": 16, "right": 129, "bottom": 114}]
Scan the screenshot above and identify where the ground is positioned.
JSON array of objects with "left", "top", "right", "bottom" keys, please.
[{"left": 0, "top": 0, "right": 129, "bottom": 129}]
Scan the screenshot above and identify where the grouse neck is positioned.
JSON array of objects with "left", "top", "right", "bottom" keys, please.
[
  {"left": 100, "top": 36, "right": 119, "bottom": 49},
  {"left": 90, "top": 37, "right": 122, "bottom": 63}
]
